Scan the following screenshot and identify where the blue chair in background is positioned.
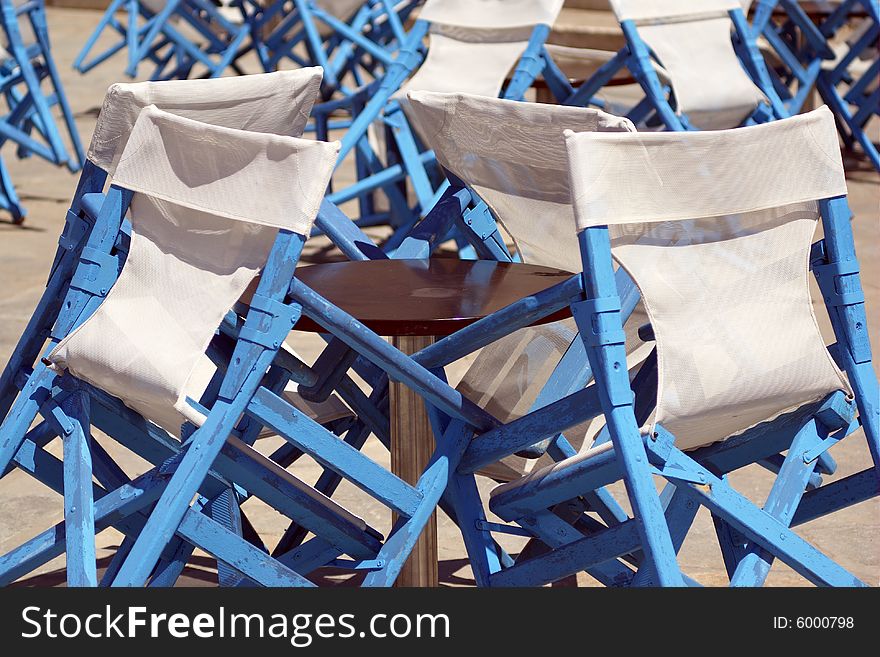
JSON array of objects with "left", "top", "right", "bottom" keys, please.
[
  {"left": 449, "top": 107, "right": 877, "bottom": 587},
  {"left": 561, "top": 0, "right": 788, "bottom": 130},
  {"left": 747, "top": 0, "right": 836, "bottom": 114},
  {"left": 0, "top": 0, "right": 85, "bottom": 222},
  {"left": 249, "top": 0, "right": 420, "bottom": 99},
  {"left": 315, "top": 0, "right": 564, "bottom": 250},
  {"left": 74, "top": 0, "right": 251, "bottom": 80}
]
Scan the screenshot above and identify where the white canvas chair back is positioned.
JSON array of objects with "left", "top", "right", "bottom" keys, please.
[
  {"left": 395, "top": 0, "right": 564, "bottom": 100},
  {"left": 407, "top": 91, "right": 633, "bottom": 478},
  {"left": 49, "top": 106, "right": 339, "bottom": 435},
  {"left": 610, "top": 0, "right": 768, "bottom": 129},
  {"left": 88, "top": 68, "right": 323, "bottom": 176},
  {"left": 565, "top": 106, "right": 851, "bottom": 450}
]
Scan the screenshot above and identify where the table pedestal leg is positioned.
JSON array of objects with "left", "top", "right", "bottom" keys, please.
[{"left": 390, "top": 334, "right": 437, "bottom": 587}]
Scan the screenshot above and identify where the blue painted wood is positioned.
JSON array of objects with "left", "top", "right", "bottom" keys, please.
[
  {"left": 730, "top": 8, "right": 789, "bottom": 120},
  {"left": 488, "top": 520, "right": 640, "bottom": 588},
  {"left": 110, "top": 231, "right": 309, "bottom": 586},
  {"left": 791, "top": 469, "right": 879, "bottom": 526},
  {"left": 411, "top": 274, "right": 584, "bottom": 370},
  {"left": 251, "top": 537, "right": 341, "bottom": 587},
  {"left": 177, "top": 510, "right": 314, "bottom": 587},
  {"left": 650, "top": 431, "right": 866, "bottom": 586},
  {"left": 817, "top": 198, "right": 879, "bottom": 474},
  {"left": 362, "top": 419, "right": 471, "bottom": 586},
  {"left": 460, "top": 385, "right": 603, "bottom": 475},
  {"left": 58, "top": 388, "right": 96, "bottom": 587},
  {"left": 443, "top": 472, "right": 502, "bottom": 587},
  {"left": 618, "top": 20, "right": 685, "bottom": 130},
  {"left": 289, "top": 278, "right": 498, "bottom": 432},
  {"left": 87, "top": 383, "right": 385, "bottom": 562},
  {"left": 814, "top": 5, "right": 880, "bottom": 170},
  {"left": 502, "top": 25, "right": 552, "bottom": 101},
  {"left": 394, "top": 186, "right": 473, "bottom": 259},
  {"left": 575, "top": 227, "right": 683, "bottom": 586},
  {"left": 88, "top": 438, "right": 130, "bottom": 494},
  {"left": 517, "top": 510, "right": 637, "bottom": 586},
  {"left": 729, "top": 418, "right": 827, "bottom": 586},
  {"left": 631, "top": 486, "right": 699, "bottom": 586},
  {"left": 247, "top": 386, "right": 422, "bottom": 517},
  {"left": 5, "top": 431, "right": 329, "bottom": 588}
]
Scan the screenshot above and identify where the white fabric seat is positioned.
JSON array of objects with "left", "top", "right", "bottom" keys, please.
[
  {"left": 393, "top": 0, "right": 565, "bottom": 104},
  {"left": 565, "top": 106, "right": 850, "bottom": 449},
  {"left": 49, "top": 106, "right": 341, "bottom": 437},
  {"left": 495, "top": 107, "right": 851, "bottom": 499},
  {"left": 407, "top": 91, "right": 640, "bottom": 481},
  {"left": 610, "top": 0, "right": 768, "bottom": 129}
]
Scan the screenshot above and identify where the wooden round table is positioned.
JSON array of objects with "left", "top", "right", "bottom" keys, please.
[{"left": 293, "top": 258, "right": 574, "bottom": 586}]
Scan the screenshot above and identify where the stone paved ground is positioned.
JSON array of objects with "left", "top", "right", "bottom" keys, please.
[{"left": 0, "top": 8, "right": 877, "bottom": 586}]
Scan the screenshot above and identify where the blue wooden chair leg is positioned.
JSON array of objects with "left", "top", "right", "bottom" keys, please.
[
  {"left": 46, "top": 385, "right": 97, "bottom": 587},
  {"left": 728, "top": 416, "right": 829, "bottom": 586},
  {"left": 362, "top": 419, "right": 471, "bottom": 586},
  {"left": 817, "top": 198, "right": 879, "bottom": 473},
  {"left": 629, "top": 485, "right": 698, "bottom": 586},
  {"left": 648, "top": 424, "right": 865, "bottom": 587},
  {"left": 99, "top": 534, "right": 137, "bottom": 587}
]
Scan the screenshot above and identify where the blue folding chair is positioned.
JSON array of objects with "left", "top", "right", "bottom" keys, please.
[
  {"left": 445, "top": 107, "right": 877, "bottom": 587},
  {"left": 74, "top": 0, "right": 251, "bottom": 80},
  {"left": 315, "top": 0, "right": 564, "bottom": 248},
  {"left": 0, "top": 69, "right": 324, "bottom": 447},
  {"left": 0, "top": 104, "right": 384, "bottom": 587},
  {"left": 1, "top": 0, "right": 84, "bottom": 167},
  {"left": 0, "top": 70, "right": 383, "bottom": 586},
  {"left": 0, "top": 100, "right": 503, "bottom": 587},
  {"left": 814, "top": 0, "right": 879, "bottom": 171},
  {"left": 248, "top": 0, "right": 420, "bottom": 99},
  {"left": 559, "top": 0, "right": 788, "bottom": 130},
  {"left": 747, "top": 1, "right": 836, "bottom": 114}
]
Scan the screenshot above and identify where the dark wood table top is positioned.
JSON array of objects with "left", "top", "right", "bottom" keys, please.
[{"left": 292, "top": 259, "right": 575, "bottom": 336}]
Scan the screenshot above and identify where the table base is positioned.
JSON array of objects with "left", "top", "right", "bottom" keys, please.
[{"left": 390, "top": 334, "right": 438, "bottom": 587}]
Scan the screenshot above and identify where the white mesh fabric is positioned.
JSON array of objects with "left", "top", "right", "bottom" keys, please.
[
  {"left": 637, "top": 17, "right": 767, "bottom": 129},
  {"left": 418, "top": 0, "right": 564, "bottom": 29},
  {"left": 395, "top": 27, "right": 534, "bottom": 101},
  {"left": 87, "top": 68, "right": 323, "bottom": 175},
  {"left": 109, "top": 105, "right": 338, "bottom": 233},
  {"left": 565, "top": 107, "right": 848, "bottom": 229},
  {"left": 407, "top": 92, "right": 635, "bottom": 478},
  {"left": 566, "top": 108, "right": 851, "bottom": 449},
  {"left": 406, "top": 91, "right": 634, "bottom": 272},
  {"left": 49, "top": 107, "right": 339, "bottom": 435},
  {"left": 610, "top": 0, "right": 741, "bottom": 22}
]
